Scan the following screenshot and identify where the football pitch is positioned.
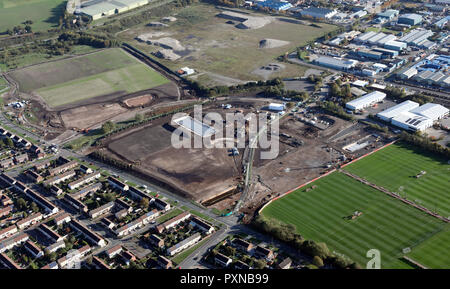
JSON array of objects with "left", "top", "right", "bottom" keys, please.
[
  {"left": 0, "top": 0, "right": 66, "bottom": 32},
  {"left": 343, "top": 142, "right": 450, "bottom": 217},
  {"left": 9, "top": 48, "right": 169, "bottom": 108},
  {"left": 262, "top": 163, "right": 449, "bottom": 268}
]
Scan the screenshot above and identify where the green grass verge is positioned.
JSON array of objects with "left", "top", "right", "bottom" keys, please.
[
  {"left": 261, "top": 172, "right": 447, "bottom": 268},
  {"left": 171, "top": 237, "right": 210, "bottom": 266},
  {"left": 156, "top": 208, "right": 183, "bottom": 223}
]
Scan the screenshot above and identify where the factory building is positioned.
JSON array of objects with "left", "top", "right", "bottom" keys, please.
[
  {"left": 376, "top": 9, "right": 399, "bottom": 20},
  {"left": 376, "top": 100, "right": 420, "bottom": 122},
  {"left": 398, "top": 67, "right": 418, "bottom": 79},
  {"left": 409, "top": 103, "right": 449, "bottom": 121},
  {"left": 255, "top": 0, "right": 293, "bottom": 11},
  {"left": 345, "top": 91, "right": 387, "bottom": 111},
  {"left": 378, "top": 102, "right": 449, "bottom": 132},
  {"left": 300, "top": 7, "right": 337, "bottom": 19},
  {"left": 398, "top": 14, "right": 423, "bottom": 26},
  {"left": 78, "top": 0, "right": 149, "bottom": 20},
  {"left": 399, "top": 29, "right": 434, "bottom": 47},
  {"left": 391, "top": 112, "right": 433, "bottom": 132},
  {"left": 313, "top": 56, "right": 358, "bottom": 71},
  {"left": 384, "top": 40, "right": 407, "bottom": 51}
]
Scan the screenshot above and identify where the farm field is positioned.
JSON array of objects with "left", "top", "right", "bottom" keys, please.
[
  {"left": 8, "top": 48, "right": 169, "bottom": 108},
  {"left": 0, "top": 0, "right": 66, "bottom": 32},
  {"left": 117, "top": 3, "right": 336, "bottom": 86},
  {"left": 261, "top": 172, "right": 448, "bottom": 268},
  {"left": 343, "top": 142, "right": 450, "bottom": 217}
]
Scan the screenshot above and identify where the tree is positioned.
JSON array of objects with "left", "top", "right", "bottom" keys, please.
[
  {"left": 140, "top": 197, "right": 150, "bottom": 209},
  {"left": 135, "top": 113, "right": 144, "bottom": 122},
  {"left": 254, "top": 259, "right": 266, "bottom": 269},
  {"left": 101, "top": 121, "right": 116, "bottom": 134},
  {"left": 312, "top": 256, "right": 324, "bottom": 267},
  {"left": 30, "top": 202, "right": 39, "bottom": 213},
  {"left": 17, "top": 198, "right": 27, "bottom": 210},
  {"left": 4, "top": 137, "right": 14, "bottom": 148}
]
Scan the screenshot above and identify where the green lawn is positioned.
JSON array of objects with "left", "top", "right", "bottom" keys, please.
[
  {"left": 156, "top": 208, "right": 183, "bottom": 223},
  {"left": 0, "top": 0, "right": 66, "bottom": 33},
  {"left": 261, "top": 172, "right": 447, "bottom": 268},
  {"left": 9, "top": 48, "right": 169, "bottom": 107},
  {"left": 343, "top": 142, "right": 450, "bottom": 217},
  {"left": 172, "top": 237, "right": 210, "bottom": 266},
  {"left": 406, "top": 225, "right": 450, "bottom": 269}
]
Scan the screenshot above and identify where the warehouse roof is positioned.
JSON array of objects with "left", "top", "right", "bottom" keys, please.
[
  {"left": 410, "top": 103, "right": 449, "bottom": 120},
  {"left": 173, "top": 116, "right": 216, "bottom": 138},
  {"left": 346, "top": 91, "right": 386, "bottom": 109},
  {"left": 377, "top": 100, "right": 419, "bottom": 120}
]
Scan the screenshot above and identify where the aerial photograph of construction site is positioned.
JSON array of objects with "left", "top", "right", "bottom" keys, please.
[{"left": 0, "top": 0, "right": 449, "bottom": 279}]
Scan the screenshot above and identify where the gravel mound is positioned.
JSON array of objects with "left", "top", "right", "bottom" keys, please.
[{"left": 259, "top": 38, "right": 290, "bottom": 49}]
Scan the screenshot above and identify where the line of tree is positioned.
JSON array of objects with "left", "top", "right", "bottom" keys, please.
[
  {"left": 318, "top": 101, "right": 355, "bottom": 121},
  {"left": 400, "top": 131, "right": 450, "bottom": 158},
  {"left": 252, "top": 215, "right": 360, "bottom": 269},
  {"left": 89, "top": 151, "right": 133, "bottom": 170},
  {"left": 385, "top": 86, "right": 433, "bottom": 105}
]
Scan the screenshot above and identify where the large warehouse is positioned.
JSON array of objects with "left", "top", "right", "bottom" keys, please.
[
  {"left": 345, "top": 91, "right": 387, "bottom": 111},
  {"left": 391, "top": 112, "right": 433, "bottom": 132},
  {"left": 300, "top": 7, "right": 337, "bottom": 19},
  {"left": 376, "top": 100, "right": 420, "bottom": 122},
  {"left": 78, "top": 0, "right": 149, "bottom": 20},
  {"left": 377, "top": 102, "right": 449, "bottom": 132},
  {"left": 313, "top": 56, "right": 359, "bottom": 71}
]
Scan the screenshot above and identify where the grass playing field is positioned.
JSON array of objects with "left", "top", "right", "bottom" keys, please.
[
  {"left": 261, "top": 172, "right": 448, "bottom": 268},
  {"left": 343, "top": 142, "right": 450, "bottom": 217},
  {"left": 9, "top": 48, "right": 169, "bottom": 108},
  {"left": 0, "top": 0, "right": 66, "bottom": 33}
]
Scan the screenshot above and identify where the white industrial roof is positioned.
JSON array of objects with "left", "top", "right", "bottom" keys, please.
[
  {"left": 377, "top": 100, "right": 419, "bottom": 120},
  {"left": 173, "top": 116, "right": 216, "bottom": 137},
  {"left": 392, "top": 112, "right": 432, "bottom": 131},
  {"left": 410, "top": 103, "right": 449, "bottom": 121},
  {"left": 268, "top": 103, "right": 285, "bottom": 111},
  {"left": 346, "top": 91, "right": 386, "bottom": 109}
]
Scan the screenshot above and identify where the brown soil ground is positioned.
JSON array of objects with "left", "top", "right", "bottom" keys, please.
[
  {"left": 123, "top": 94, "right": 153, "bottom": 108},
  {"left": 61, "top": 103, "right": 128, "bottom": 129}
]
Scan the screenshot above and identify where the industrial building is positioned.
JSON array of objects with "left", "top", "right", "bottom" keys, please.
[
  {"left": 409, "top": 103, "right": 449, "bottom": 121},
  {"left": 300, "top": 7, "right": 337, "bottom": 19},
  {"left": 398, "top": 67, "right": 418, "bottom": 79},
  {"left": 399, "top": 29, "right": 434, "bottom": 47},
  {"left": 172, "top": 116, "right": 216, "bottom": 138},
  {"left": 378, "top": 102, "right": 449, "bottom": 132},
  {"left": 398, "top": 14, "right": 423, "bottom": 26},
  {"left": 77, "top": 0, "right": 149, "bottom": 20},
  {"left": 376, "top": 100, "right": 420, "bottom": 122},
  {"left": 384, "top": 40, "right": 407, "bottom": 51},
  {"left": 345, "top": 91, "right": 387, "bottom": 111},
  {"left": 313, "top": 56, "right": 358, "bottom": 71},
  {"left": 391, "top": 112, "right": 433, "bottom": 131},
  {"left": 255, "top": 0, "right": 293, "bottom": 11},
  {"left": 376, "top": 9, "right": 399, "bottom": 20}
]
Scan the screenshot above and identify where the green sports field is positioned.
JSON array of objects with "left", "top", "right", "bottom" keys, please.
[
  {"left": 0, "top": 0, "right": 66, "bottom": 32},
  {"left": 344, "top": 143, "right": 450, "bottom": 217},
  {"left": 261, "top": 171, "right": 448, "bottom": 268},
  {"left": 9, "top": 48, "right": 169, "bottom": 108}
]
